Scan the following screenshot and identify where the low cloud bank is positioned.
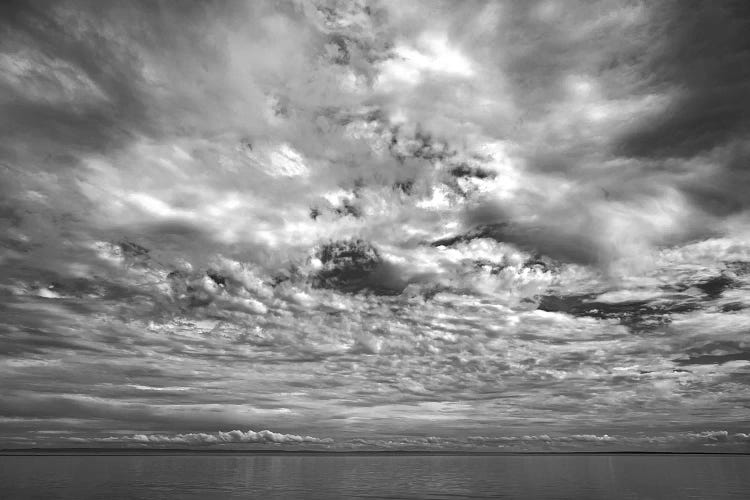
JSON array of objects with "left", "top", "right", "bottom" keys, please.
[
  {"left": 342, "top": 431, "right": 750, "bottom": 450},
  {"left": 67, "top": 429, "right": 750, "bottom": 451},
  {"left": 100, "top": 429, "right": 333, "bottom": 446}
]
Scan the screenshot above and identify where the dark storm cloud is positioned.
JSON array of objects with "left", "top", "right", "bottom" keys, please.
[
  {"left": 611, "top": 1, "right": 750, "bottom": 217},
  {"left": 432, "top": 221, "right": 603, "bottom": 266},
  {"left": 312, "top": 239, "right": 407, "bottom": 295},
  {"left": 536, "top": 290, "right": 705, "bottom": 332},
  {"left": 0, "top": 0, "right": 265, "bottom": 168},
  {"left": 0, "top": 1, "right": 152, "bottom": 158},
  {"left": 674, "top": 340, "right": 750, "bottom": 366},
  {"left": 679, "top": 142, "right": 750, "bottom": 216},
  {"left": 676, "top": 351, "right": 750, "bottom": 366},
  {"left": 615, "top": 1, "right": 750, "bottom": 160}
]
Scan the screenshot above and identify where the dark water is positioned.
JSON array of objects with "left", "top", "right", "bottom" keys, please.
[{"left": 1, "top": 454, "right": 749, "bottom": 499}]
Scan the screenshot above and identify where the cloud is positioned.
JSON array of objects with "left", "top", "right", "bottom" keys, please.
[
  {"left": 1, "top": 0, "right": 749, "bottom": 450},
  {"left": 75, "top": 429, "right": 750, "bottom": 451},
  {"left": 463, "top": 430, "right": 750, "bottom": 450},
  {"left": 613, "top": 1, "right": 750, "bottom": 160},
  {"left": 327, "top": 430, "right": 750, "bottom": 451},
  {"left": 96, "top": 429, "right": 333, "bottom": 446}
]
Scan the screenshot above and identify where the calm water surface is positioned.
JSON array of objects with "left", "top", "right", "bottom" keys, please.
[{"left": 1, "top": 454, "right": 749, "bottom": 499}]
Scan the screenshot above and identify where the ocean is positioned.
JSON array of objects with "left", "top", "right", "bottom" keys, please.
[{"left": 1, "top": 453, "right": 748, "bottom": 499}]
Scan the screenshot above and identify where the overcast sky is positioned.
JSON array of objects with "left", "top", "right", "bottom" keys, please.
[{"left": 1, "top": 0, "right": 749, "bottom": 452}]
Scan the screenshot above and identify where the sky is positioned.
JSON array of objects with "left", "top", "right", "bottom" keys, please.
[{"left": 1, "top": 0, "right": 749, "bottom": 452}]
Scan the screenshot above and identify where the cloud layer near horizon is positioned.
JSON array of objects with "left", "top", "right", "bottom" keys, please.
[{"left": 1, "top": 0, "right": 749, "bottom": 451}]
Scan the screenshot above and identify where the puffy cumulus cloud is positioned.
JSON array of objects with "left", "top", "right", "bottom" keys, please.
[
  {"left": 1, "top": 0, "right": 749, "bottom": 451},
  {"left": 95, "top": 429, "right": 333, "bottom": 447},
  {"left": 325, "top": 430, "right": 750, "bottom": 451},
  {"left": 463, "top": 430, "right": 750, "bottom": 451},
  {"left": 74, "top": 429, "right": 750, "bottom": 451}
]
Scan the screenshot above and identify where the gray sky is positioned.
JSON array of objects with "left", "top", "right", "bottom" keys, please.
[{"left": 1, "top": 0, "right": 749, "bottom": 452}]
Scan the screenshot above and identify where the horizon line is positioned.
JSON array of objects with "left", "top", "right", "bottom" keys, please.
[{"left": 3, "top": 448, "right": 749, "bottom": 457}]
